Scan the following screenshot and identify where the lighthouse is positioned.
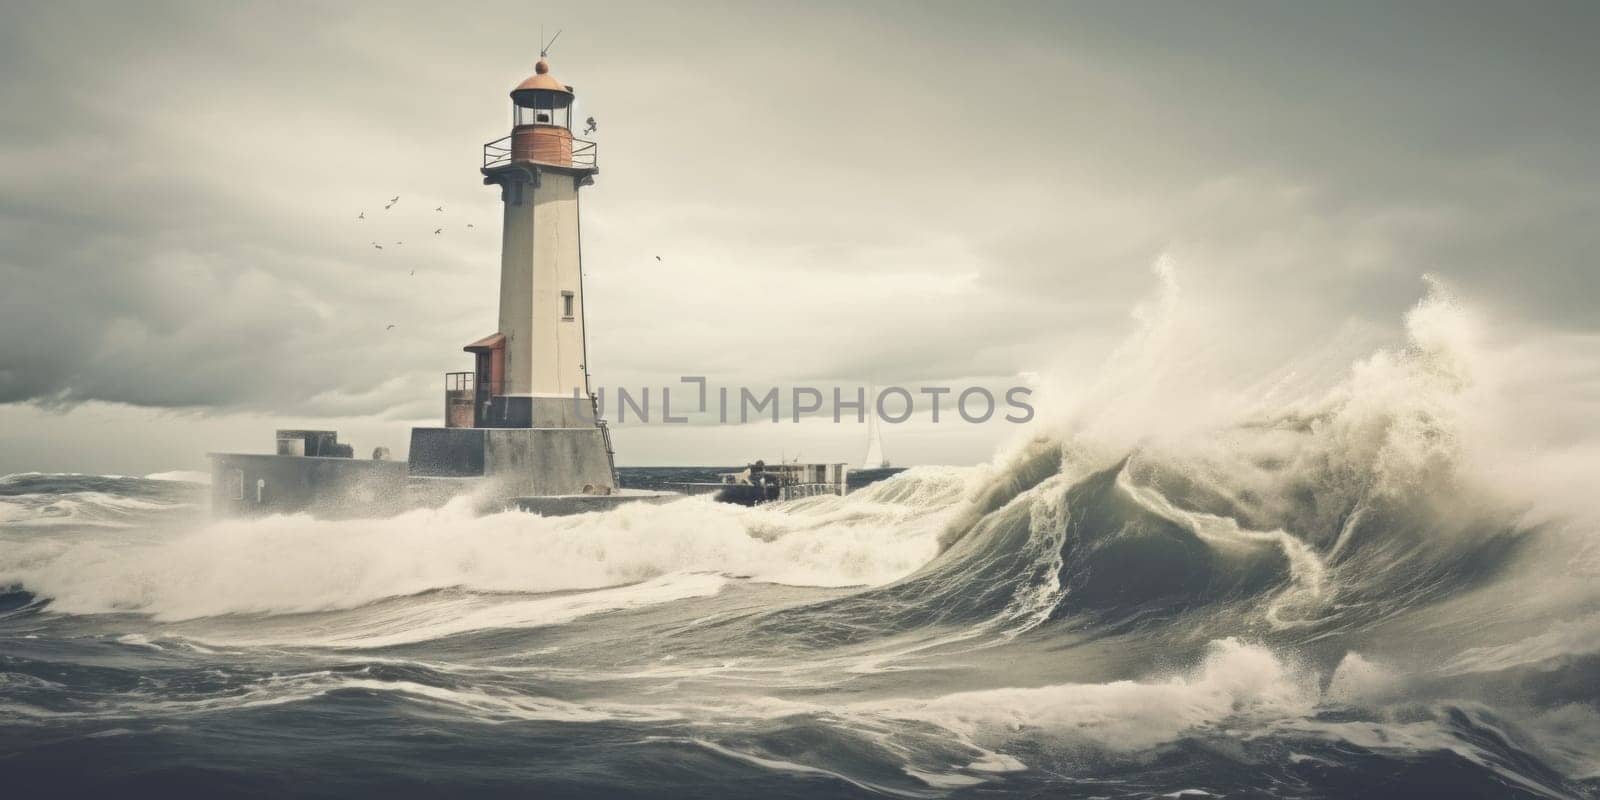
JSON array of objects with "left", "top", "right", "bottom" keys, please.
[
  {"left": 469, "top": 57, "right": 598, "bottom": 427},
  {"left": 208, "top": 57, "right": 655, "bottom": 516},
  {"left": 412, "top": 56, "right": 618, "bottom": 498}
]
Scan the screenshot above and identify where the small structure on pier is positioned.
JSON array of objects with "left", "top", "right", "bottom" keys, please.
[{"left": 673, "top": 462, "right": 850, "bottom": 506}]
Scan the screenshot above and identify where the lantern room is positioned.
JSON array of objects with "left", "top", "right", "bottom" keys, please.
[
  {"left": 494, "top": 58, "right": 593, "bottom": 169},
  {"left": 512, "top": 59, "right": 574, "bottom": 127}
]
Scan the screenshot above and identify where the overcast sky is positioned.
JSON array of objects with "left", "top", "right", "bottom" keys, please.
[{"left": 2, "top": 0, "right": 1597, "bottom": 473}]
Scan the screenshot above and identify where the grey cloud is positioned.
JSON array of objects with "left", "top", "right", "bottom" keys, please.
[{"left": 1, "top": 0, "right": 1597, "bottom": 423}]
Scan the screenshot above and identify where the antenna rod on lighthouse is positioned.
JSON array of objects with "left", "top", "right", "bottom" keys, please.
[{"left": 541, "top": 28, "right": 563, "bottom": 58}]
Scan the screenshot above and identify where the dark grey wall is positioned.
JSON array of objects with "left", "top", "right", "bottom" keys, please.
[{"left": 209, "top": 454, "right": 409, "bottom": 518}]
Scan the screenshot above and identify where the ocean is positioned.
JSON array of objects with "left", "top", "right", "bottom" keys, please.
[{"left": 3, "top": 296, "right": 1599, "bottom": 798}]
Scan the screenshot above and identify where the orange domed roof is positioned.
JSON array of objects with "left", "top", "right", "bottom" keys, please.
[{"left": 511, "top": 59, "right": 574, "bottom": 107}]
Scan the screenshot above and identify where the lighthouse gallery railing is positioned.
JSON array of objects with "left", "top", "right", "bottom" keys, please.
[{"left": 483, "top": 135, "right": 598, "bottom": 170}]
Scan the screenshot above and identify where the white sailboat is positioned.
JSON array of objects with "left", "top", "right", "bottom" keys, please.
[{"left": 862, "top": 410, "right": 889, "bottom": 469}]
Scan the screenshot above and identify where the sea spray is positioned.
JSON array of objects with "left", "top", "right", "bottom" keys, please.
[{"left": 0, "top": 467, "right": 969, "bottom": 620}]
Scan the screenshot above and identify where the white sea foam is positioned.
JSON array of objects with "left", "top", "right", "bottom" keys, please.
[
  {"left": 1438, "top": 612, "right": 1600, "bottom": 677},
  {"left": 1, "top": 667, "right": 685, "bottom": 725},
  {"left": 0, "top": 467, "right": 967, "bottom": 621},
  {"left": 1011, "top": 265, "right": 1600, "bottom": 533},
  {"left": 143, "top": 470, "right": 212, "bottom": 485},
  {"left": 652, "top": 640, "right": 1330, "bottom": 788},
  {"left": 1273, "top": 708, "right": 1577, "bottom": 799},
  {"left": 204, "top": 573, "right": 732, "bottom": 648},
  {"left": 1521, "top": 704, "right": 1600, "bottom": 781},
  {"left": 1324, "top": 652, "right": 1403, "bottom": 705},
  {"left": 861, "top": 639, "right": 1317, "bottom": 753},
  {"left": 686, "top": 739, "right": 925, "bottom": 798},
  {"left": 0, "top": 491, "right": 183, "bottom": 528}
]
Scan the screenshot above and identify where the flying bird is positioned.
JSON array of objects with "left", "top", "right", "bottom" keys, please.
[
  {"left": 655, "top": 255, "right": 661, "bottom": 261},
  {"left": 434, "top": 228, "right": 443, "bottom": 235},
  {"left": 584, "top": 116, "right": 597, "bottom": 134},
  {"left": 386, "top": 324, "right": 396, "bottom": 330},
  {"left": 357, "top": 211, "right": 365, "bottom": 220},
  {"left": 395, "top": 241, "right": 403, "bottom": 246},
  {"left": 373, "top": 243, "right": 383, "bottom": 250},
  {"left": 385, "top": 195, "right": 400, "bottom": 210},
  {"left": 435, "top": 206, "right": 444, "bottom": 212},
  {"left": 409, "top": 269, "right": 415, "bottom": 276},
  {"left": 466, "top": 223, "right": 475, "bottom": 228}
]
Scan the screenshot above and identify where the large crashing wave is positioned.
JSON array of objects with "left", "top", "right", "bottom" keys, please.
[
  {"left": 881, "top": 275, "right": 1584, "bottom": 640},
  {"left": 680, "top": 273, "right": 1600, "bottom": 795}
]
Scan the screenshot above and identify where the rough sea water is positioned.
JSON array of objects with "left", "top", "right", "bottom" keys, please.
[{"left": 4, "top": 282, "right": 1600, "bottom": 798}]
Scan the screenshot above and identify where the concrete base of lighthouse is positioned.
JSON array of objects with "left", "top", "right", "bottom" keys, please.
[
  {"left": 406, "top": 425, "right": 616, "bottom": 497},
  {"left": 481, "top": 395, "right": 602, "bottom": 429}
]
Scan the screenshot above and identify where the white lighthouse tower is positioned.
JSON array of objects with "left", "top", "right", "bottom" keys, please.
[
  {"left": 465, "top": 57, "right": 599, "bottom": 427},
  {"left": 412, "top": 57, "right": 617, "bottom": 498}
]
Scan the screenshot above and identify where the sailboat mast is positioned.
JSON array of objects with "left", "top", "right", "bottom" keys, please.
[{"left": 862, "top": 407, "right": 887, "bottom": 469}]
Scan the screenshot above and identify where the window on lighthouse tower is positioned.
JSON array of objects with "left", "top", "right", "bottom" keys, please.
[{"left": 561, "top": 291, "right": 575, "bottom": 319}]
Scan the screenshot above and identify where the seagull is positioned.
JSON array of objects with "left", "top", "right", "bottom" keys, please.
[
  {"left": 385, "top": 195, "right": 399, "bottom": 210},
  {"left": 584, "top": 116, "right": 597, "bottom": 134},
  {"left": 395, "top": 241, "right": 403, "bottom": 246},
  {"left": 409, "top": 269, "right": 415, "bottom": 276},
  {"left": 357, "top": 211, "right": 365, "bottom": 220},
  {"left": 373, "top": 243, "right": 383, "bottom": 250},
  {"left": 655, "top": 255, "right": 661, "bottom": 261},
  {"left": 466, "top": 223, "right": 475, "bottom": 228},
  {"left": 434, "top": 228, "right": 443, "bottom": 235},
  {"left": 386, "top": 324, "right": 396, "bottom": 330},
  {"left": 435, "top": 206, "right": 444, "bottom": 212}
]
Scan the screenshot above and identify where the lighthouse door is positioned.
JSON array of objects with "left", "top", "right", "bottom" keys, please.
[
  {"left": 462, "top": 332, "right": 508, "bottom": 428},
  {"left": 474, "top": 352, "right": 493, "bottom": 427},
  {"left": 472, "top": 345, "right": 506, "bottom": 426}
]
